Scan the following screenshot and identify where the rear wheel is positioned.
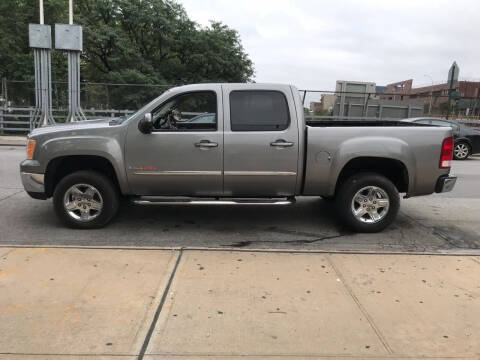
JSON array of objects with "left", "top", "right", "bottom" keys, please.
[
  {"left": 53, "top": 170, "right": 119, "bottom": 229},
  {"left": 335, "top": 173, "right": 399, "bottom": 233},
  {"left": 453, "top": 142, "right": 470, "bottom": 160}
]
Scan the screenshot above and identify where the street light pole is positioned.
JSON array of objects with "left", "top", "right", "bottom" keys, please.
[{"left": 424, "top": 74, "right": 433, "bottom": 115}]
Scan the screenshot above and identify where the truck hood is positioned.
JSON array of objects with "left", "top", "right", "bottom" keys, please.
[{"left": 29, "top": 118, "right": 114, "bottom": 137}]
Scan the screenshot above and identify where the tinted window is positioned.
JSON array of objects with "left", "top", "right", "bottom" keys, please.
[
  {"left": 431, "top": 120, "right": 460, "bottom": 131},
  {"left": 152, "top": 92, "right": 216, "bottom": 131},
  {"left": 230, "top": 91, "right": 290, "bottom": 131},
  {"left": 431, "top": 120, "right": 449, "bottom": 126},
  {"left": 414, "top": 120, "right": 431, "bottom": 125}
]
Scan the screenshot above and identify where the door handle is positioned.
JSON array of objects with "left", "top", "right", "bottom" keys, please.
[
  {"left": 270, "top": 139, "right": 294, "bottom": 147},
  {"left": 195, "top": 140, "right": 218, "bottom": 148}
]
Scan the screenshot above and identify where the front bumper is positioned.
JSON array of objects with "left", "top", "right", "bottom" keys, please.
[
  {"left": 435, "top": 175, "right": 457, "bottom": 193},
  {"left": 21, "top": 172, "right": 45, "bottom": 194}
]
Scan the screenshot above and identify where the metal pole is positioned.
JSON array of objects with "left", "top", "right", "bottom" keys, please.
[
  {"left": 446, "top": 69, "right": 454, "bottom": 120},
  {"left": 424, "top": 74, "right": 433, "bottom": 115},
  {"left": 69, "top": 0, "right": 73, "bottom": 25},
  {"left": 39, "top": 0, "right": 44, "bottom": 24}
]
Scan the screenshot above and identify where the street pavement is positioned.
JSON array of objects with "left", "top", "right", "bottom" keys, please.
[{"left": 1, "top": 146, "right": 479, "bottom": 253}]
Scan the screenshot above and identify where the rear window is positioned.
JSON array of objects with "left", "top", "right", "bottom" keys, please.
[{"left": 230, "top": 90, "right": 290, "bottom": 131}]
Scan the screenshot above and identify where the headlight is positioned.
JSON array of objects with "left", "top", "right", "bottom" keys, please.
[{"left": 26, "top": 139, "right": 36, "bottom": 159}]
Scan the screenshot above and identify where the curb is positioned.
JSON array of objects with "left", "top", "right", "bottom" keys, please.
[
  {"left": 0, "top": 136, "right": 27, "bottom": 146},
  {"left": 1, "top": 244, "right": 479, "bottom": 256}
]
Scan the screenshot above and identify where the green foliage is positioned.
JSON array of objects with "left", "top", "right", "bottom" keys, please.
[
  {"left": 314, "top": 109, "right": 331, "bottom": 116},
  {"left": 438, "top": 102, "right": 449, "bottom": 115},
  {"left": 0, "top": 0, "right": 254, "bottom": 108}
]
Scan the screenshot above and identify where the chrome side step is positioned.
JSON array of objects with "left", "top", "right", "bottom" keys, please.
[{"left": 133, "top": 196, "right": 295, "bottom": 206}]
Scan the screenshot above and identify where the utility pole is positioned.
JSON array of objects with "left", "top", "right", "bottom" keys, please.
[
  {"left": 55, "top": 0, "right": 86, "bottom": 121},
  {"left": 424, "top": 74, "right": 433, "bottom": 115},
  {"left": 29, "top": 0, "right": 55, "bottom": 128}
]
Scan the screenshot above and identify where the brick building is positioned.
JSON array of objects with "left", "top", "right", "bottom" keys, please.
[{"left": 381, "top": 79, "right": 480, "bottom": 106}]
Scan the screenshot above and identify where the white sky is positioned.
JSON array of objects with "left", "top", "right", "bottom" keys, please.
[{"left": 180, "top": 0, "right": 480, "bottom": 95}]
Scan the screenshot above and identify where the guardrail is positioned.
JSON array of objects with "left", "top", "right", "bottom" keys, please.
[{"left": 0, "top": 107, "right": 134, "bottom": 134}]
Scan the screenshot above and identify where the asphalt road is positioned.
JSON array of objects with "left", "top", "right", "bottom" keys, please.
[{"left": 1, "top": 146, "right": 479, "bottom": 253}]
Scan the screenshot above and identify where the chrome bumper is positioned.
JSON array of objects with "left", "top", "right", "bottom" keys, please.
[
  {"left": 20, "top": 172, "right": 45, "bottom": 193},
  {"left": 435, "top": 175, "right": 457, "bottom": 193}
]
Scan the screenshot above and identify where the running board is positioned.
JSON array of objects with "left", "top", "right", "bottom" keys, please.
[{"left": 133, "top": 196, "right": 295, "bottom": 206}]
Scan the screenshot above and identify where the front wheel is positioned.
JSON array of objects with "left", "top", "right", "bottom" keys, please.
[
  {"left": 53, "top": 170, "right": 119, "bottom": 229},
  {"left": 335, "top": 173, "right": 400, "bottom": 233},
  {"left": 453, "top": 142, "right": 470, "bottom": 160}
]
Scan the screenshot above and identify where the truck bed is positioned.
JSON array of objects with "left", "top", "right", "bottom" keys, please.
[
  {"left": 306, "top": 120, "right": 430, "bottom": 127},
  {"left": 302, "top": 123, "right": 452, "bottom": 197}
]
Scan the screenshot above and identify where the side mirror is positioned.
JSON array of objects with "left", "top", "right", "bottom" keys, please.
[{"left": 138, "top": 113, "right": 153, "bottom": 134}]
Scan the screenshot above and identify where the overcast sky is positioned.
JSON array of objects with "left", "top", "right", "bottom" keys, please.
[{"left": 180, "top": 0, "right": 479, "bottom": 94}]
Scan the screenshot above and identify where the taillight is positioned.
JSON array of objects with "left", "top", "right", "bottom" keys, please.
[{"left": 439, "top": 136, "right": 454, "bottom": 169}]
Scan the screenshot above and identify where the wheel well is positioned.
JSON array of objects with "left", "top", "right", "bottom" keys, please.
[
  {"left": 45, "top": 156, "right": 120, "bottom": 197},
  {"left": 336, "top": 157, "right": 409, "bottom": 194},
  {"left": 455, "top": 139, "right": 471, "bottom": 148}
]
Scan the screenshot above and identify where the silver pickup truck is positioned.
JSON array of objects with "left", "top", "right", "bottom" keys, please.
[{"left": 20, "top": 83, "right": 457, "bottom": 232}]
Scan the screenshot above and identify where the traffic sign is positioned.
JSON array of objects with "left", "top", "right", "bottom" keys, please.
[{"left": 447, "top": 61, "right": 460, "bottom": 89}]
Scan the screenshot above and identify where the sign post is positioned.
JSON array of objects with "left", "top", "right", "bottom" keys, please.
[{"left": 446, "top": 61, "right": 460, "bottom": 119}]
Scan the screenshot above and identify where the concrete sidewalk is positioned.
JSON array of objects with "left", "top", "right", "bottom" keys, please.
[{"left": 0, "top": 247, "right": 479, "bottom": 359}]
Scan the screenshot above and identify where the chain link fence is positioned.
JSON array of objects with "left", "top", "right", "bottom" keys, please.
[{"left": 1, "top": 78, "right": 479, "bottom": 134}]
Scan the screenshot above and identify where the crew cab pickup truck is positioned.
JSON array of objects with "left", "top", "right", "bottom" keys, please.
[{"left": 20, "top": 83, "right": 457, "bottom": 232}]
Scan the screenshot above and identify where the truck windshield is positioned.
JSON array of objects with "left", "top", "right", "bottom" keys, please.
[{"left": 119, "top": 90, "right": 172, "bottom": 124}]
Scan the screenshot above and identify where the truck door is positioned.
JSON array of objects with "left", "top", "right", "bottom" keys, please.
[
  {"left": 125, "top": 85, "right": 223, "bottom": 196},
  {"left": 222, "top": 84, "right": 299, "bottom": 196}
]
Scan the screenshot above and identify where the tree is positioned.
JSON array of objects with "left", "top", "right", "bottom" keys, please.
[{"left": 0, "top": 0, "right": 254, "bottom": 108}]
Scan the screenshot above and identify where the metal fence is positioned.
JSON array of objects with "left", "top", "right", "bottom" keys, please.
[
  {"left": 2, "top": 79, "right": 480, "bottom": 134},
  {"left": 1, "top": 78, "right": 171, "bottom": 110},
  {"left": 0, "top": 107, "right": 133, "bottom": 134}
]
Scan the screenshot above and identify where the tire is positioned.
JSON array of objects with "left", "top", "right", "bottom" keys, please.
[
  {"left": 335, "top": 172, "right": 400, "bottom": 233},
  {"left": 53, "top": 170, "right": 119, "bottom": 229},
  {"left": 453, "top": 142, "right": 471, "bottom": 160}
]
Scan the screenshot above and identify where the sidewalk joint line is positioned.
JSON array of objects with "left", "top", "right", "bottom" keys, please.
[
  {"left": 137, "top": 249, "right": 184, "bottom": 360},
  {"left": 0, "top": 248, "right": 15, "bottom": 259},
  {"left": 470, "top": 257, "right": 480, "bottom": 265},
  {"left": 326, "top": 254, "right": 393, "bottom": 355},
  {"left": 0, "top": 190, "right": 23, "bottom": 202}
]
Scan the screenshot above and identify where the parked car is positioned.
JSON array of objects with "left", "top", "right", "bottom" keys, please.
[
  {"left": 401, "top": 117, "right": 480, "bottom": 160},
  {"left": 20, "top": 83, "right": 456, "bottom": 233}
]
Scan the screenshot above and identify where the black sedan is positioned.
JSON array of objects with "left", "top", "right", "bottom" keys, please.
[{"left": 402, "top": 118, "right": 480, "bottom": 160}]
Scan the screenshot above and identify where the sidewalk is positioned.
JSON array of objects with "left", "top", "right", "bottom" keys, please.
[
  {"left": 0, "top": 246, "right": 479, "bottom": 359},
  {"left": 0, "top": 135, "right": 27, "bottom": 146}
]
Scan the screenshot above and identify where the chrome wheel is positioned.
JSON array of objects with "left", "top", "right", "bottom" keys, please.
[
  {"left": 63, "top": 184, "right": 103, "bottom": 222},
  {"left": 351, "top": 186, "right": 390, "bottom": 223},
  {"left": 454, "top": 143, "right": 469, "bottom": 159}
]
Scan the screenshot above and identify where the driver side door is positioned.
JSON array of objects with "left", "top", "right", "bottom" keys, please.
[{"left": 125, "top": 85, "right": 223, "bottom": 196}]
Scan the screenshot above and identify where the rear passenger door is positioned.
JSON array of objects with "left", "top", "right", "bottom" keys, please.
[{"left": 222, "top": 84, "right": 299, "bottom": 197}]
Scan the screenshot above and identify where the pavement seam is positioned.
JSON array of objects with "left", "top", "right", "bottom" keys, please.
[
  {"left": 0, "top": 248, "right": 15, "bottom": 259},
  {"left": 137, "top": 249, "right": 184, "bottom": 360},
  {"left": 0, "top": 190, "right": 23, "bottom": 202},
  {"left": 470, "top": 257, "right": 480, "bottom": 265},
  {"left": 1, "top": 244, "right": 480, "bottom": 256},
  {"left": 325, "top": 254, "right": 394, "bottom": 355}
]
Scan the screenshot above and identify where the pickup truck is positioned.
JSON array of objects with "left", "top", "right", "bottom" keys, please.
[{"left": 20, "top": 83, "right": 457, "bottom": 232}]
